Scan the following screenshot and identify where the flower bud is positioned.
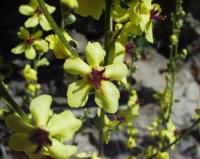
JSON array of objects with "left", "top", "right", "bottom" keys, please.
[{"left": 60, "top": 0, "right": 78, "bottom": 9}]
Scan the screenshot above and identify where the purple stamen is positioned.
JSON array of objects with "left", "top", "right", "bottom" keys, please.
[
  {"left": 25, "top": 37, "right": 35, "bottom": 45},
  {"left": 150, "top": 8, "right": 166, "bottom": 20},
  {"left": 35, "top": 7, "right": 42, "bottom": 15},
  {"left": 29, "top": 128, "right": 52, "bottom": 153},
  {"left": 126, "top": 43, "right": 136, "bottom": 56},
  {"left": 88, "top": 69, "right": 109, "bottom": 89}
]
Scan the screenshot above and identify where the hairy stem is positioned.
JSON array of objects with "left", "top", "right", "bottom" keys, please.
[
  {"left": 104, "top": 0, "right": 113, "bottom": 65},
  {"left": 0, "top": 81, "right": 28, "bottom": 120}
]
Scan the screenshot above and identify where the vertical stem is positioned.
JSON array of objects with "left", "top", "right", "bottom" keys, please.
[
  {"left": 99, "top": 0, "right": 113, "bottom": 156},
  {"left": 104, "top": 0, "right": 113, "bottom": 65},
  {"left": 60, "top": 3, "right": 65, "bottom": 31},
  {"left": 99, "top": 109, "right": 105, "bottom": 156}
]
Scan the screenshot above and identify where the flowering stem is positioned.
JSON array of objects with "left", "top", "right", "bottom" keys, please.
[
  {"left": 0, "top": 81, "right": 28, "bottom": 121},
  {"left": 104, "top": 0, "right": 113, "bottom": 65},
  {"left": 36, "top": 0, "right": 77, "bottom": 57},
  {"left": 147, "top": 117, "right": 200, "bottom": 159}
]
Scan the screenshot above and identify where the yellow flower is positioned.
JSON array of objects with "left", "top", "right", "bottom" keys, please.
[
  {"left": 22, "top": 64, "right": 37, "bottom": 81},
  {"left": 46, "top": 32, "right": 76, "bottom": 59},
  {"left": 19, "top": 0, "right": 55, "bottom": 31},
  {"left": 6, "top": 95, "right": 82, "bottom": 159},
  {"left": 64, "top": 42, "right": 128, "bottom": 113}
]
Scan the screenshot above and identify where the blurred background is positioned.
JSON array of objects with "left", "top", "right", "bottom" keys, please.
[{"left": 0, "top": 0, "right": 200, "bottom": 158}]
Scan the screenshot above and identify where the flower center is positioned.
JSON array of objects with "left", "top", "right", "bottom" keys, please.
[
  {"left": 88, "top": 69, "right": 109, "bottom": 89},
  {"left": 29, "top": 128, "right": 52, "bottom": 153},
  {"left": 35, "top": 7, "right": 42, "bottom": 16},
  {"left": 150, "top": 8, "right": 166, "bottom": 20},
  {"left": 126, "top": 43, "right": 136, "bottom": 56},
  {"left": 25, "top": 37, "right": 35, "bottom": 45}
]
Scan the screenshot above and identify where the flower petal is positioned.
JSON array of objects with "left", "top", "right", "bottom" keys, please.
[
  {"left": 32, "top": 30, "right": 43, "bottom": 39},
  {"left": 67, "top": 79, "right": 92, "bottom": 108},
  {"left": 47, "top": 110, "right": 82, "bottom": 140},
  {"left": 64, "top": 57, "right": 91, "bottom": 76},
  {"left": 85, "top": 42, "right": 106, "bottom": 67},
  {"left": 11, "top": 43, "right": 25, "bottom": 54},
  {"left": 19, "top": 5, "right": 34, "bottom": 16},
  {"left": 95, "top": 81, "right": 120, "bottom": 113},
  {"left": 18, "top": 27, "right": 30, "bottom": 40},
  {"left": 47, "top": 139, "right": 77, "bottom": 159},
  {"left": 25, "top": 46, "right": 36, "bottom": 59},
  {"left": 145, "top": 21, "right": 153, "bottom": 43},
  {"left": 30, "top": 95, "right": 52, "bottom": 127},
  {"left": 75, "top": 0, "right": 105, "bottom": 20},
  {"left": 104, "top": 63, "right": 128, "bottom": 80},
  {"left": 33, "top": 39, "right": 48, "bottom": 53},
  {"left": 61, "top": 0, "right": 78, "bottom": 9},
  {"left": 108, "top": 42, "right": 125, "bottom": 64},
  {"left": 8, "top": 133, "right": 35, "bottom": 151},
  {"left": 39, "top": 15, "right": 51, "bottom": 31},
  {"left": 5, "top": 114, "right": 34, "bottom": 132},
  {"left": 46, "top": 33, "right": 74, "bottom": 59},
  {"left": 46, "top": 3, "right": 56, "bottom": 14},
  {"left": 25, "top": 16, "right": 39, "bottom": 28}
]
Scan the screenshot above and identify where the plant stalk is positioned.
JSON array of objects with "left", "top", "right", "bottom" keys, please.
[
  {"left": 0, "top": 81, "right": 28, "bottom": 120},
  {"left": 147, "top": 117, "right": 200, "bottom": 159}
]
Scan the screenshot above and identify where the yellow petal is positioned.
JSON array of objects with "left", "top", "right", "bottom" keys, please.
[
  {"left": 67, "top": 79, "right": 92, "bottom": 107},
  {"left": 19, "top": 5, "right": 34, "bottom": 16},
  {"left": 104, "top": 63, "right": 128, "bottom": 80},
  {"left": 47, "top": 110, "right": 82, "bottom": 141},
  {"left": 47, "top": 139, "right": 77, "bottom": 159},
  {"left": 5, "top": 114, "right": 34, "bottom": 132},
  {"left": 25, "top": 16, "right": 39, "bottom": 28},
  {"left": 95, "top": 81, "right": 120, "bottom": 113},
  {"left": 75, "top": 0, "right": 105, "bottom": 20},
  {"left": 85, "top": 42, "right": 106, "bottom": 67},
  {"left": 8, "top": 133, "right": 35, "bottom": 151},
  {"left": 64, "top": 57, "right": 91, "bottom": 76},
  {"left": 30, "top": 95, "right": 52, "bottom": 127}
]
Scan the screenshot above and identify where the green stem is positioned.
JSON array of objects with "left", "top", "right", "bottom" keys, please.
[
  {"left": 60, "top": 3, "right": 65, "bottom": 31},
  {"left": 147, "top": 118, "right": 200, "bottom": 159},
  {"left": 36, "top": 0, "right": 77, "bottom": 56},
  {"left": 0, "top": 81, "right": 28, "bottom": 120},
  {"left": 99, "top": 109, "right": 105, "bottom": 156},
  {"left": 104, "top": 0, "right": 113, "bottom": 65}
]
